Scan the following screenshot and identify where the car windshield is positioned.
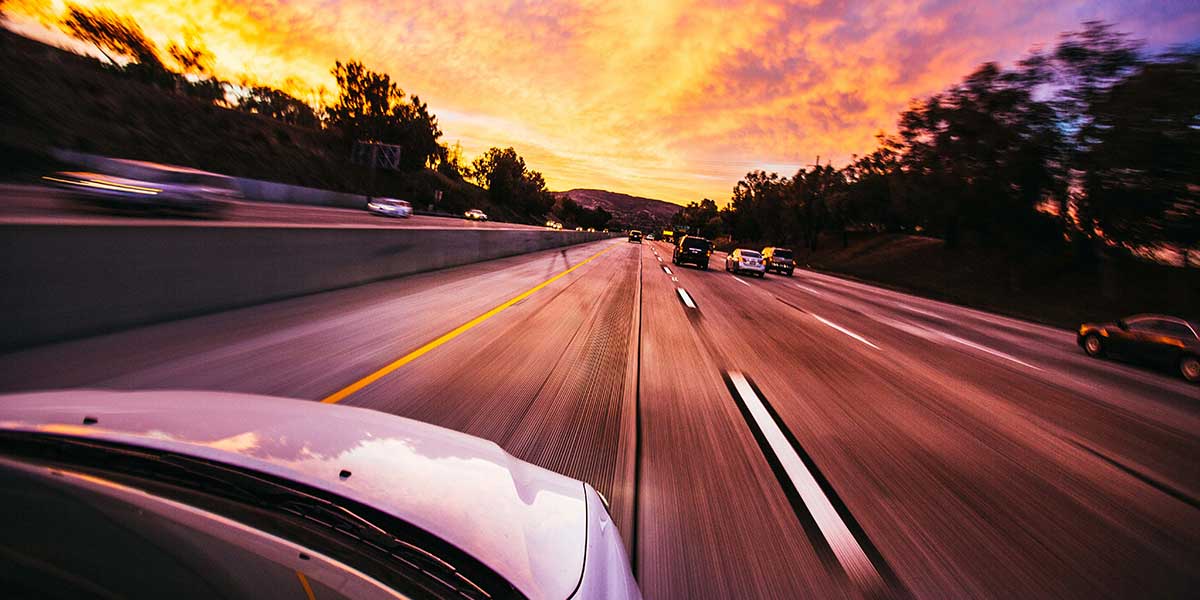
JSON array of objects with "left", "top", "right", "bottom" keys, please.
[
  {"left": 682, "top": 239, "right": 709, "bottom": 250},
  {"left": 740, "top": 250, "right": 761, "bottom": 258},
  {"left": 772, "top": 249, "right": 793, "bottom": 259}
]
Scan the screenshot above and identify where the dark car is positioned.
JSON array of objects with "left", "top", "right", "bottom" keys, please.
[
  {"left": 761, "top": 247, "right": 795, "bottom": 276},
  {"left": 672, "top": 236, "right": 712, "bottom": 270},
  {"left": 628, "top": 230, "right": 642, "bottom": 243},
  {"left": 1078, "top": 314, "right": 1200, "bottom": 382}
]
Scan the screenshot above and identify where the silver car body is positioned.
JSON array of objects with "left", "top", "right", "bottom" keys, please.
[
  {"left": 367, "top": 197, "right": 413, "bottom": 218},
  {"left": 726, "top": 249, "right": 766, "bottom": 275},
  {"left": 45, "top": 169, "right": 240, "bottom": 213},
  {"left": 0, "top": 390, "right": 641, "bottom": 600}
]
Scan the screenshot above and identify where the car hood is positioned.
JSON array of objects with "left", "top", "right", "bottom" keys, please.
[{"left": 0, "top": 390, "right": 587, "bottom": 600}]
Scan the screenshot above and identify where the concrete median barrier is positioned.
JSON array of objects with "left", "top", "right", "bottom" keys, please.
[{"left": 0, "top": 224, "right": 612, "bottom": 350}]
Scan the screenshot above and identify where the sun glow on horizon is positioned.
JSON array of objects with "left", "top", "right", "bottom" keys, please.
[{"left": 5, "top": 0, "right": 1198, "bottom": 204}]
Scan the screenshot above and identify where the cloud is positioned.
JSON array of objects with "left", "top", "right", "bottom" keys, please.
[{"left": 8, "top": 0, "right": 1199, "bottom": 204}]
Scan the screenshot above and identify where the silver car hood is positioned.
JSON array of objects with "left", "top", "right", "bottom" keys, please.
[{"left": 0, "top": 390, "right": 587, "bottom": 600}]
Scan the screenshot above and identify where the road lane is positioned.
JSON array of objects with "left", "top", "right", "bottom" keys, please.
[
  {"left": 636, "top": 245, "right": 854, "bottom": 599},
  {"left": 0, "top": 232, "right": 1196, "bottom": 598},
  {"left": 654, "top": 240, "right": 1199, "bottom": 598}
]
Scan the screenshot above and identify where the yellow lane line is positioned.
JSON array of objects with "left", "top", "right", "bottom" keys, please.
[
  {"left": 295, "top": 570, "right": 316, "bottom": 600},
  {"left": 321, "top": 243, "right": 618, "bottom": 404}
]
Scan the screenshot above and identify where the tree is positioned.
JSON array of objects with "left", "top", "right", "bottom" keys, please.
[
  {"left": 59, "top": 4, "right": 162, "bottom": 69},
  {"left": 1078, "top": 51, "right": 1200, "bottom": 265},
  {"left": 327, "top": 60, "right": 442, "bottom": 169},
  {"left": 239, "top": 86, "right": 319, "bottom": 127},
  {"left": 469, "top": 147, "right": 555, "bottom": 217},
  {"left": 167, "top": 41, "right": 213, "bottom": 76}
]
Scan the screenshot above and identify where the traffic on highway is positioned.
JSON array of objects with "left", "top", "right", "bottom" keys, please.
[{"left": 1, "top": 237, "right": 1196, "bottom": 599}]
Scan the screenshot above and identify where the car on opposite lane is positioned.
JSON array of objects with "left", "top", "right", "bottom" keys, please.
[
  {"left": 0, "top": 390, "right": 642, "bottom": 599},
  {"left": 725, "top": 249, "right": 766, "bottom": 277},
  {"left": 365, "top": 197, "right": 412, "bottom": 218},
  {"left": 464, "top": 209, "right": 488, "bottom": 221},
  {"left": 45, "top": 167, "right": 240, "bottom": 217},
  {"left": 1078, "top": 314, "right": 1200, "bottom": 382},
  {"left": 673, "top": 235, "right": 713, "bottom": 270},
  {"left": 628, "top": 230, "right": 642, "bottom": 243},
  {"left": 761, "top": 247, "right": 795, "bottom": 276}
]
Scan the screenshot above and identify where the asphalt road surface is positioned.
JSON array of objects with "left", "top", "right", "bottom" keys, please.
[
  {"left": 0, "top": 238, "right": 1196, "bottom": 599},
  {"left": 0, "top": 184, "right": 543, "bottom": 229}
]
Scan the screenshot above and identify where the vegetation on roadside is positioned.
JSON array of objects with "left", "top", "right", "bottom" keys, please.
[
  {"left": 0, "top": 4, "right": 564, "bottom": 223},
  {"left": 672, "top": 21, "right": 1197, "bottom": 314},
  {"left": 677, "top": 23, "right": 1197, "bottom": 265}
]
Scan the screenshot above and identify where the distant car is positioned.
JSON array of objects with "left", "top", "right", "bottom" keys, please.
[
  {"left": 646, "top": 233, "right": 655, "bottom": 241},
  {"left": 761, "top": 247, "right": 795, "bottom": 276},
  {"left": 44, "top": 168, "right": 239, "bottom": 216},
  {"left": 464, "top": 209, "right": 488, "bottom": 221},
  {"left": 628, "top": 230, "right": 642, "bottom": 243},
  {"left": 1078, "top": 314, "right": 1200, "bottom": 382},
  {"left": 366, "top": 197, "right": 412, "bottom": 218},
  {"left": 673, "top": 235, "right": 712, "bottom": 269},
  {"left": 545, "top": 220, "right": 563, "bottom": 229},
  {"left": 0, "top": 390, "right": 643, "bottom": 599},
  {"left": 726, "top": 248, "right": 766, "bottom": 277}
]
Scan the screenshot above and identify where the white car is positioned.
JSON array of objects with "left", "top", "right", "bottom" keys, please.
[
  {"left": 44, "top": 168, "right": 240, "bottom": 216},
  {"left": 725, "top": 248, "right": 766, "bottom": 277},
  {"left": 0, "top": 391, "right": 642, "bottom": 600},
  {"left": 366, "top": 197, "right": 413, "bottom": 218},
  {"left": 464, "top": 209, "right": 488, "bottom": 221}
]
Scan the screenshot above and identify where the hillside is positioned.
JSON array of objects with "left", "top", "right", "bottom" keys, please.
[
  {"left": 0, "top": 28, "right": 535, "bottom": 219},
  {"left": 553, "top": 189, "right": 681, "bottom": 229}
]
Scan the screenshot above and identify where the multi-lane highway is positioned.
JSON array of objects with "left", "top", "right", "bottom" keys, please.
[{"left": 0, "top": 237, "right": 1196, "bottom": 598}]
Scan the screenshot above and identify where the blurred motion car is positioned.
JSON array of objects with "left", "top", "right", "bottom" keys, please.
[
  {"left": 725, "top": 249, "right": 766, "bottom": 277},
  {"left": 44, "top": 168, "right": 240, "bottom": 216},
  {"left": 464, "top": 209, "right": 488, "bottom": 221},
  {"left": 628, "top": 230, "right": 642, "bottom": 243},
  {"left": 672, "top": 235, "right": 713, "bottom": 269},
  {"left": 0, "top": 390, "right": 641, "bottom": 600},
  {"left": 1078, "top": 314, "right": 1200, "bottom": 382},
  {"left": 761, "top": 247, "right": 795, "bottom": 276},
  {"left": 365, "top": 197, "right": 412, "bottom": 218}
]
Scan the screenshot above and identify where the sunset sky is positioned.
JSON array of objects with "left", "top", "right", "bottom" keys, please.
[{"left": 6, "top": 1, "right": 1200, "bottom": 204}]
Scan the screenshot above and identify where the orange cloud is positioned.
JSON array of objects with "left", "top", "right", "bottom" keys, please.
[{"left": 6, "top": 0, "right": 1198, "bottom": 204}]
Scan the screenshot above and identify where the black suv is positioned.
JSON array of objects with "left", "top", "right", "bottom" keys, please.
[
  {"left": 628, "top": 230, "right": 642, "bottom": 243},
  {"left": 673, "top": 236, "right": 712, "bottom": 269},
  {"left": 761, "top": 247, "right": 795, "bottom": 276}
]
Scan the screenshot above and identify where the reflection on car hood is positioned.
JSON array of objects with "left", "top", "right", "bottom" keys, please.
[{"left": 0, "top": 390, "right": 586, "bottom": 600}]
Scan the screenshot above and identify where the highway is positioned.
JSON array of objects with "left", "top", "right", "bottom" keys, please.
[
  {"left": 0, "top": 237, "right": 1196, "bottom": 598},
  {"left": 0, "top": 184, "right": 544, "bottom": 229}
]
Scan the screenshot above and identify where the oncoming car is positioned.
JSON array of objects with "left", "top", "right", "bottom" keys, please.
[
  {"left": 366, "top": 197, "right": 413, "bottom": 218},
  {"left": 1078, "top": 314, "right": 1200, "bottom": 382},
  {"left": 672, "top": 236, "right": 712, "bottom": 270},
  {"left": 464, "top": 209, "right": 488, "bottom": 221},
  {"left": 0, "top": 391, "right": 642, "bottom": 599},
  {"left": 44, "top": 167, "right": 240, "bottom": 216},
  {"left": 725, "top": 249, "right": 766, "bottom": 277}
]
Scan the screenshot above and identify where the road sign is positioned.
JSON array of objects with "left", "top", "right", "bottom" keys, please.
[{"left": 351, "top": 141, "right": 403, "bottom": 171}]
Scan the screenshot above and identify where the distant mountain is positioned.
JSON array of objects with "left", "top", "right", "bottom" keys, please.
[{"left": 552, "top": 189, "right": 682, "bottom": 228}]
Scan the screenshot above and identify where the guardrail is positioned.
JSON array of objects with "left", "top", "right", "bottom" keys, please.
[{"left": 0, "top": 224, "right": 612, "bottom": 350}]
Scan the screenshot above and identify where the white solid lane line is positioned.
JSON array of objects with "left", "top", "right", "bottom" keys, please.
[
  {"left": 794, "top": 283, "right": 824, "bottom": 296},
  {"left": 677, "top": 288, "right": 697, "bottom": 309},
  {"left": 727, "top": 372, "right": 884, "bottom": 592},
  {"left": 732, "top": 276, "right": 751, "bottom": 287},
  {"left": 873, "top": 315, "right": 1042, "bottom": 372},
  {"left": 812, "top": 314, "right": 880, "bottom": 350}
]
